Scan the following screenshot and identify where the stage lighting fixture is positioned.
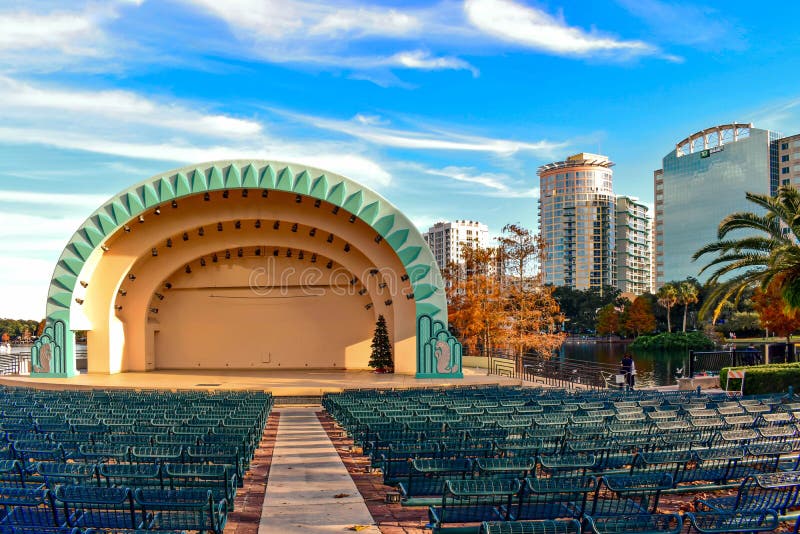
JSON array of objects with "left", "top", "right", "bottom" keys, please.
[
  {"left": 314, "top": 199, "right": 321, "bottom": 208},
  {"left": 273, "top": 221, "right": 280, "bottom": 230},
  {"left": 185, "top": 266, "right": 192, "bottom": 274},
  {"left": 154, "top": 207, "right": 161, "bottom": 215},
  {"left": 75, "top": 298, "right": 84, "bottom": 305},
  {"left": 101, "top": 245, "right": 109, "bottom": 252},
  {"left": 358, "top": 288, "right": 367, "bottom": 296},
  {"left": 238, "top": 248, "right": 243, "bottom": 258},
  {"left": 217, "top": 222, "right": 223, "bottom": 232},
  {"left": 138, "top": 215, "right": 145, "bottom": 223},
  {"left": 406, "top": 293, "right": 415, "bottom": 300},
  {"left": 115, "top": 305, "right": 123, "bottom": 311},
  {"left": 273, "top": 249, "right": 279, "bottom": 257},
  {"left": 166, "top": 238, "right": 172, "bottom": 248},
  {"left": 369, "top": 269, "right": 379, "bottom": 276},
  {"left": 123, "top": 226, "right": 131, "bottom": 233},
  {"left": 350, "top": 277, "right": 357, "bottom": 285},
  {"left": 364, "top": 303, "right": 373, "bottom": 310},
  {"left": 222, "top": 190, "right": 229, "bottom": 199},
  {"left": 235, "top": 221, "right": 241, "bottom": 229},
  {"left": 286, "top": 249, "right": 292, "bottom": 258},
  {"left": 349, "top": 215, "right": 356, "bottom": 223},
  {"left": 118, "top": 289, "right": 127, "bottom": 296},
  {"left": 332, "top": 206, "right": 339, "bottom": 214},
  {"left": 255, "top": 248, "right": 261, "bottom": 257},
  {"left": 164, "top": 282, "right": 172, "bottom": 289},
  {"left": 262, "top": 190, "right": 268, "bottom": 198},
  {"left": 309, "top": 228, "right": 316, "bottom": 237},
  {"left": 200, "top": 258, "right": 206, "bottom": 267},
  {"left": 255, "top": 220, "right": 261, "bottom": 229},
  {"left": 80, "top": 281, "right": 88, "bottom": 288},
  {"left": 183, "top": 233, "right": 189, "bottom": 241},
  {"left": 326, "top": 260, "right": 333, "bottom": 269},
  {"left": 374, "top": 235, "right": 382, "bottom": 244},
  {"left": 225, "top": 250, "right": 231, "bottom": 260},
  {"left": 151, "top": 248, "right": 158, "bottom": 257},
  {"left": 149, "top": 308, "right": 159, "bottom": 314},
  {"left": 295, "top": 195, "right": 302, "bottom": 203},
  {"left": 198, "top": 227, "right": 205, "bottom": 236},
  {"left": 298, "top": 251, "right": 304, "bottom": 260},
  {"left": 379, "top": 282, "right": 387, "bottom": 289},
  {"left": 291, "top": 223, "right": 298, "bottom": 232},
  {"left": 327, "top": 234, "right": 334, "bottom": 243},
  {"left": 344, "top": 244, "right": 351, "bottom": 252},
  {"left": 310, "top": 254, "right": 317, "bottom": 263},
  {"left": 384, "top": 299, "right": 393, "bottom": 306},
  {"left": 212, "top": 254, "right": 218, "bottom": 263},
  {"left": 171, "top": 200, "right": 178, "bottom": 208},
  {"left": 204, "top": 192, "right": 210, "bottom": 201},
  {"left": 400, "top": 274, "right": 409, "bottom": 282},
  {"left": 155, "top": 293, "right": 165, "bottom": 300},
  {"left": 242, "top": 189, "right": 248, "bottom": 198},
  {"left": 129, "top": 274, "right": 137, "bottom": 281}
]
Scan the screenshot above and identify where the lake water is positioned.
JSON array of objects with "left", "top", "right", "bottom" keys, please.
[{"left": 561, "top": 341, "right": 689, "bottom": 388}]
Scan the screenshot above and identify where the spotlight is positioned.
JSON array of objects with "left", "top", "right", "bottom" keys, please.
[
  {"left": 166, "top": 238, "right": 173, "bottom": 248},
  {"left": 164, "top": 282, "right": 172, "bottom": 289},
  {"left": 80, "top": 281, "right": 88, "bottom": 288},
  {"left": 358, "top": 288, "right": 367, "bottom": 296},
  {"left": 212, "top": 254, "right": 218, "bottom": 263},
  {"left": 152, "top": 248, "right": 158, "bottom": 257},
  {"left": 349, "top": 215, "right": 356, "bottom": 223},
  {"left": 384, "top": 299, "right": 393, "bottom": 306},
  {"left": 238, "top": 248, "right": 243, "bottom": 258},
  {"left": 344, "top": 244, "right": 350, "bottom": 252},
  {"left": 75, "top": 298, "right": 84, "bottom": 305},
  {"left": 327, "top": 234, "right": 334, "bottom": 243},
  {"left": 332, "top": 206, "right": 339, "bottom": 215},
  {"left": 365, "top": 303, "right": 373, "bottom": 310},
  {"left": 115, "top": 305, "right": 123, "bottom": 312},
  {"left": 291, "top": 223, "right": 298, "bottom": 232},
  {"left": 149, "top": 308, "right": 159, "bottom": 314},
  {"left": 154, "top": 207, "right": 161, "bottom": 215},
  {"left": 217, "top": 222, "right": 223, "bottom": 232},
  {"left": 273, "top": 221, "right": 280, "bottom": 230},
  {"left": 374, "top": 235, "right": 383, "bottom": 244},
  {"left": 295, "top": 194, "right": 302, "bottom": 203},
  {"left": 309, "top": 228, "right": 316, "bottom": 237},
  {"left": 171, "top": 200, "right": 178, "bottom": 208},
  {"left": 298, "top": 251, "right": 304, "bottom": 260},
  {"left": 225, "top": 250, "right": 231, "bottom": 260},
  {"left": 370, "top": 269, "right": 379, "bottom": 276},
  {"left": 204, "top": 192, "right": 210, "bottom": 201},
  {"left": 123, "top": 225, "right": 131, "bottom": 233},
  {"left": 400, "top": 274, "right": 409, "bottom": 282},
  {"left": 379, "top": 282, "right": 387, "bottom": 289},
  {"left": 222, "top": 190, "right": 229, "bottom": 199},
  {"left": 406, "top": 293, "right": 415, "bottom": 300},
  {"left": 129, "top": 274, "right": 137, "bottom": 281},
  {"left": 101, "top": 245, "right": 109, "bottom": 252},
  {"left": 138, "top": 215, "right": 145, "bottom": 223},
  {"left": 286, "top": 249, "right": 292, "bottom": 258},
  {"left": 262, "top": 190, "right": 268, "bottom": 198},
  {"left": 183, "top": 232, "right": 189, "bottom": 241},
  {"left": 200, "top": 258, "right": 206, "bottom": 267},
  {"left": 326, "top": 260, "right": 333, "bottom": 269},
  {"left": 314, "top": 199, "right": 321, "bottom": 208},
  {"left": 242, "top": 189, "right": 248, "bottom": 198},
  {"left": 311, "top": 254, "right": 317, "bottom": 263},
  {"left": 118, "top": 289, "right": 127, "bottom": 297},
  {"left": 235, "top": 221, "right": 241, "bottom": 229},
  {"left": 350, "top": 278, "right": 357, "bottom": 285},
  {"left": 255, "top": 248, "right": 261, "bottom": 257},
  {"left": 198, "top": 227, "right": 205, "bottom": 237},
  {"left": 273, "top": 249, "right": 279, "bottom": 257},
  {"left": 185, "top": 265, "right": 192, "bottom": 274},
  {"left": 155, "top": 293, "right": 165, "bottom": 300},
  {"left": 255, "top": 220, "right": 261, "bottom": 229}
]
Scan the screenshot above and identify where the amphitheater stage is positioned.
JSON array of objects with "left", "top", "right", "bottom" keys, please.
[{"left": 0, "top": 368, "right": 522, "bottom": 395}]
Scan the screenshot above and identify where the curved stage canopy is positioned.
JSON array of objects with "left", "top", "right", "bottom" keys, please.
[{"left": 31, "top": 161, "right": 462, "bottom": 379}]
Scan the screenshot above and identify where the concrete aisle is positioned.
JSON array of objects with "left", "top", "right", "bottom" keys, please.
[{"left": 259, "top": 407, "right": 380, "bottom": 533}]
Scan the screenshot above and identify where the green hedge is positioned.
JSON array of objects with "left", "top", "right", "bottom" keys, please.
[
  {"left": 630, "top": 331, "right": 714, "bottom": 351},
  {"left": 720, "top": 362, "right": 800, "bottom": 395}
]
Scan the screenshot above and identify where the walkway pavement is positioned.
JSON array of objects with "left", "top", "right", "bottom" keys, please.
[{"left": 259, "top": 407, "right": 380, "bottom": 533}]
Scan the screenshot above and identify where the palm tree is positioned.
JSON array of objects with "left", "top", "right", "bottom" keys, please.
[
  {"left": 657, "top": 284, "right": 678, "bottom": 333},
  {"left": 676, "top": 281, "right": 699, "bottom": 332},
  {"left": 693, "top": 186, "right": 800, "bottom": 321}
]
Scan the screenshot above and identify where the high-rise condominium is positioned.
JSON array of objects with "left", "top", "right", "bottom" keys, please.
[
  {"left": 423, "top": 220, "right": 489, "bottom": 269},
  {"left": 538, "top": 153, "right": 616, "bottom": 290},
  {"left": 615, "top": 196, "right": 652, "bottom": 295}
]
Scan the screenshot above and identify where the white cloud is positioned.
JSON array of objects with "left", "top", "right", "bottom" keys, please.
[
  {"left": 464, "top": 0, "right": 656, "bottom": 58},
  {"left": 0, "top": 76, "right": 393, "bottom": 192},
  {"left": 0, "top": 190, "right": 111, "bottom": 208},
  {"left": 285, "top": 111, "right": 565, "bottom": 156},
  {"left": 423, "top": 166, "right": 539, "bottom": 198},
  {"left": 0, "top": 10, "right": 97, "bottom": 53},
  {"left": 390, "top": 51, "right": 478, "bottom": 76}
]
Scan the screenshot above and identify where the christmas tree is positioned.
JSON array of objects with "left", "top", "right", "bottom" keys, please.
[{"left": 369, "top": 314, "right": 393, "bottom": 372}]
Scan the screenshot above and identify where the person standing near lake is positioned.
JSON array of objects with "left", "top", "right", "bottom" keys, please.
[{"left": 621, "top": 353, "right": 635, "bottom": 391}]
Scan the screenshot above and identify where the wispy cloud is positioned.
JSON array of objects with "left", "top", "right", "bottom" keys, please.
[
  {"left": 464, "top": 0, "right": 659, "bottom": 59},
  {"left": 283, "top": 111, "right": 566, "bottom": 157},
  {"left": 0, "top": 76, "right": 393, "bottom": 191},
  {"left": 750, "top": 97, "right": 800, "bottom": 134},
  {"left": 0, "top": 190, "right": 111, "bottom": 208},
  {"left": 424, "top": 166, "right": 539, "bottom": 198}
]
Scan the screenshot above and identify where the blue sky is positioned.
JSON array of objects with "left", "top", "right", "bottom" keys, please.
[{"left": 1, "top": 0, "right": 799, "bottom": 318}]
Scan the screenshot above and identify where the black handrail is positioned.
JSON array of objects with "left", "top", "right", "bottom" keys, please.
[{"left": 688, "top": 349, "right": 764, "bottom": 377}]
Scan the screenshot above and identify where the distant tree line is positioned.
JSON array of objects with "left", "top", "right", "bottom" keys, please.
[{"left": 0, "top": 318, "right": 44, "bottom": 340}]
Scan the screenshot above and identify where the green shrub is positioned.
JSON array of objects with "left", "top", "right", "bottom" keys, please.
[
  {"left": 719, "top": 362, "right": 800, "bottom": 395},
  {"left": 630, "top": 331, "right": 714, "bottom": 351}
]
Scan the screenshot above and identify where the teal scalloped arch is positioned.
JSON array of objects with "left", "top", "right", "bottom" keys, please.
[{"left": 33, "top": 160, "right": 458, "bottom": 378}]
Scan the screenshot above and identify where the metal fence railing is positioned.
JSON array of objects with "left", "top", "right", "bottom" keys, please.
[
  {"left": 488, "top": 353, "right": 617, "bottom": 390},
  {"left": 689, "top": 350, "right": 763, "bottom": 378}
]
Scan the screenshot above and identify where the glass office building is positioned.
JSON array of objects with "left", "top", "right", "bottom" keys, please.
[
  {"left": 538, "top": 153, "right": 616, "bottom": 290},
  {"left": 655, "top": 124, "right": 780, "bottom": 286}
]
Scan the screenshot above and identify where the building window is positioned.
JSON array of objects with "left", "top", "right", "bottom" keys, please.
[
  {"left": 783, "top": 167, "right": 790, "bottom": 174},
  {"left": 782, "top": 142, "right": 789, "bottom": 150},
  {"left": 783, "top": 155, "right": 790, "bottom": 162}
]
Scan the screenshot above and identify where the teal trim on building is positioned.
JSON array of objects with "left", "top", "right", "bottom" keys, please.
[{"left": 32, "top": 160, "right": 461, "bottom": 379}]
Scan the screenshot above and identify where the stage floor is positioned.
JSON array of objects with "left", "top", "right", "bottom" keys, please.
[{"left": 0, "top": 368, "right": 522, "bottom": 395}]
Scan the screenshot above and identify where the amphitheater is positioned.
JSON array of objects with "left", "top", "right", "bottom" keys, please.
[{"left": 1, "top": 161, "right": 799, "bottom": 534}]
